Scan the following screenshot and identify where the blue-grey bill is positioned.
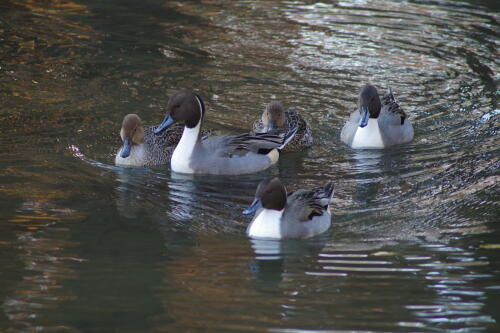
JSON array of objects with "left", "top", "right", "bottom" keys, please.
[
  {"left": 120, "top": 138, "right": 132, "bottom": 158},
  {"left": 266, "top": 122, "right": 277, "bottom": 131},
  {"left": 243, "top": 198, "right": 263, "bottom": 215},
  {"left": 359, "top": 106, "right": 369, "bottom": 128},
  {"left": 154, "top": 115, "right": 176, "bottom": 134}
]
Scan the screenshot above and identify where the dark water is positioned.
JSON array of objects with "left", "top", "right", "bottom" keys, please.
[{"left": 1, "top": 0, "right": 499, "bottom": 331}]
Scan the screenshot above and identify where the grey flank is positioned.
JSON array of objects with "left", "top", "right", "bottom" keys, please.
[
  {"left": 187, "top": 129, "right": 298, "bottom": 175},
  {"left": 280, "top": 183, "right": 334, "bottom": 238}
]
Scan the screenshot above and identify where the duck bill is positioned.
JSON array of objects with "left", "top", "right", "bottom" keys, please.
[
  {"left": 359, "top": 106, "right": 369, "bottom": 128},
  {"left": 243, "top": 198, "right": 263, "bottom": 215},
  {"left": 266, "top": 122, "right": 277, "bottom": 131},
  {"left": 154, "top": 115, "right": 176, "bottom": 134},
  {"left": 120, "top": 138, "right": 132, "bottom": 158}
]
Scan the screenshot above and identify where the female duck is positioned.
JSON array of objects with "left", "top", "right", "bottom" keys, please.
[
  {"left": 154, "top": 90, "right": 297, "bottom": 175},
  {"left": 115, "top": 113, "right": 183, "bottom": 167},
  {"left": 243, "top": 178, "right": 334, "bottom": 239},
  {"left": 253, "top": 101, "right": 313, "bottom": 152},
  {"left": 341, "top": 84, "right": 414, "bottom": 148}
]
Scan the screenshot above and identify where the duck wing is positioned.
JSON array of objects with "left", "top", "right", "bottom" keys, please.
[
  {"left": 379, "top": 88, "right": 414, "bottom": 145},
  {"left": 206, "top": 125, "right": 298, "bottom": 157},
  {"left": 285, "top": 110, "right": 306, "bottom": 131},
  {"left": 146, "top": 124, "right": 210, "bottom": 147},
  {"left": 285, "top": 183, "right": 334, "bottom": 222},
  {"left": 381, "top": 87, "right": 407, "bottom": 126},
  {"left": 284, "top": 109, "right": 313, "bottom": 148},
  {"left": 146, "top": 123, "right": 184, "bottom": 147}
]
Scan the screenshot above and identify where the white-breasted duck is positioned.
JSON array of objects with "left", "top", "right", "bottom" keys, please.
[
  {"left": 341, "top": 84, "right": 414, "bottom": 148},
  {"left": 154, "top": 90, "right": 297, "bottom": 175},
  {"left": 243, "top": 178, "right": 334, "bottom": 239}
]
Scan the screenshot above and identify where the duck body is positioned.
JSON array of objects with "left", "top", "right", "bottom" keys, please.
[
  {"left": 341, "top": 85, "right": 414, "bottom": 149},
  {"left": 350, "top": 118, "right": 384, "bottom": 149},
  {"left": 155, "top": 91, "right": 297, "bottom": 175},
  {"left": 244, "top": 178, "right": 334, "bottom": 239},
  {"left": 173, "top": 134, "right": 281, "bottom": 175},
  {"left": 115, "top": 114, "right": 184, "bottom": 167},
  {"left": 253, "top": 102, "right": 312, "bottom": 152},
  {"left": 169, "top": 119, "right": 281, "bottom": 175}
]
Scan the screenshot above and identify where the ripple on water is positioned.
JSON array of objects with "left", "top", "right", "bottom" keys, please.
[
  {"left": 0, "top": 0, "right": 498, "bottom": 332},
  {"left": 298, "top": 242, "right": 496, "bottom": 331}
]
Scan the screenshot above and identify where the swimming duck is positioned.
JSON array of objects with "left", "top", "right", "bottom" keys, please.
[
  {"left": 341, "top": 84, "right": 414, "bottom": 148},
  {"left": 154, "top": 90, "right": 297, "bottom": 175},
  {"left": 243, "top": 178, "right": 334, "bottom": 239},
  {"left": 252, "top": 101, "right": 313, "bottom": 152},
  {"left": 115, "top": 113, "right": 184, "bottom": 167}
]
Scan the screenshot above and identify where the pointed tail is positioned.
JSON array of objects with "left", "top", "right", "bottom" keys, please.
[
  {"left": 386, "top": 86, "right": 397, "bottom": 103},
  {"left": 324, "top": 182, "right": 335, "bottom": 201}
]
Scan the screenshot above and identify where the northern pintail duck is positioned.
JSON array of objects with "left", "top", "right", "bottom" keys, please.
[
  {"left": 154, "top": 90, "right": 297, "bottom": 175},
  {"left": 252, "top": 101, "right": 313, "bottom": 152},
  {"left": 115, "top": 113, "right": 184, "bottom": 167},
  {"left": 341, "top": 84, "right": 414, "bottom": 148},
  {"left": 243, "top": 178, "right": 334, "bottom": 239}
]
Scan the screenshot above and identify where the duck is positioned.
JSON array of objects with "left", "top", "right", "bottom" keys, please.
[
  {"left": 340, "top": 84, "right": 414, "bottom": 148},
  {"left": 115, "top": 113, "right": 184, "bottom": 167},
  {"left": 154, "top": 90, "right": 298, "bottom": 175},
  {"left": 252, "top": 101, "right": 313, "bottom": 152},
  {"left": 243, "top": 178, "right": 334, "bottom": 239}
]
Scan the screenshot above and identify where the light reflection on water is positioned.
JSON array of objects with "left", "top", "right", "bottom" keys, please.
[{"left": 0, "top": 0, "right": 499, "bottom": 332}]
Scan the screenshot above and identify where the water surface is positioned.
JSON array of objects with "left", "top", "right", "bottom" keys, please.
[{"left": 0, "top": 0, "right": 499, "bottom": 332}]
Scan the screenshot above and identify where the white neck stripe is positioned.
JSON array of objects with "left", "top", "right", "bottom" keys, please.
[
  {"left": 170, "top": 95, "right": 203, "bottom": 173},
  {"left": 194, "top": 95, "right": 203, "bottom": 121}
]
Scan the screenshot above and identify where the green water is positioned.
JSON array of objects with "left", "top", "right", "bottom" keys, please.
[{"left": 0, "top": 0, "right": 499, "bottom": 332}]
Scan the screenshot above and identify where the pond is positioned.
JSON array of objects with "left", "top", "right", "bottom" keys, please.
[{"left": 0, "top": 0, "right": 499, "bottom": 332}]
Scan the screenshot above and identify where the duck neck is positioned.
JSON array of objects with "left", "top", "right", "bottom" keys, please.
[
  {"left": 171, "top": 94, "right": 205, "bottom": 173},
  {"left": 171, "top": 118, "right": 202, "bottom": 173},
  {"left": 352, "top": 118, "right": 384, "bottom": 148},
  {"left": 115, "top": 143, "right": 146, "bottom": 166},
  {"left": 247, "top": 208, "right": 285, "bottom": 239}
]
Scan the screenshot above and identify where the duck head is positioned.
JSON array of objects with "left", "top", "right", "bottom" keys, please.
[
  {"left": 155, "top": 90, "right": 205, "bottom": 134},
  {"left": 262, "top": 101, "right": 286, "bottom": 131},
  {"left": 243, "top": 177, "right": 287, "bottom": 215},
  {"left": 119, "top": 114, "right": 145, "bottom": 158},
  {"left": 358, "top": 84, "right": 381, "bottom": 128}
]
